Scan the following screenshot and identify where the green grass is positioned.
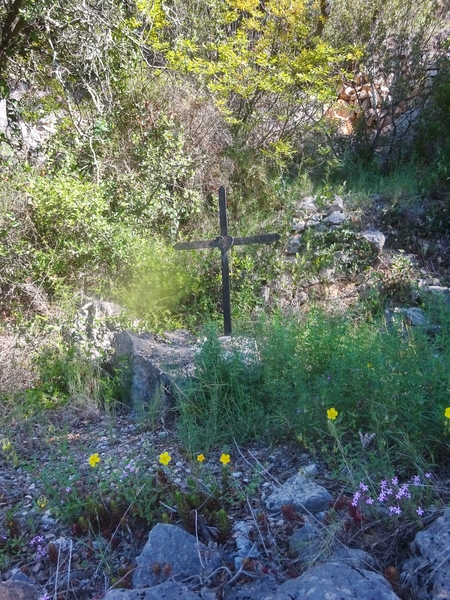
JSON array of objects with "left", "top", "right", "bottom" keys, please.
[{"left": 176, "top": 305, "right": 450, "bottom": 479}]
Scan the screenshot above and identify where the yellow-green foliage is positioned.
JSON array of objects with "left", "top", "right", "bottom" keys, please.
[
  {"left": 136, "top": 0, "right": 356, "bottom": 153},
  {"left": 27, "top": 173, "right": 123, "bottom": 284},
  {"left": 114, "top": 237, "right": 195, "bottom": 331}
]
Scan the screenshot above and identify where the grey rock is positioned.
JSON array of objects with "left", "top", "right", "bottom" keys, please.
[
  {"left": 421, "top": 285, "right": 450, "bottom": 303},
  {"left": 291, "top": 219, "right": 306, "bottom": 232},
  {"left": 132, "top": 524, "right": 221, "bottom": 589},
  {"left": 72, "top": 300, "right": 123, "bottom": 358},
  {"left": 298, "top": 464, "right": 319, "bottom": 477},
  {"left": 289, "top": 523, "right": 323, "bottom": 563},
  {"left": 103, "top": 580, "right": 202, "bottom": 600},
  {"left": 401, "top": 508, "right": 450, "bottom": 600},
  {"left": 9, "top": 573, "right": 36, "bottom": 586},
  {"left": 224, "top": 576, "right": 280, "bottom": 600},
  {"left": 112, "top": 330, "right": 197, "bottom": 412},
  {"left": 285, "top": 235, "right": 302, "bottom": 255},
  {"left": 293, "top": 197, "right": 318, "bottom": 218},
  {"left": 261, "top": 561, "right": 400, "bottom": 600},
  {"left": 0, "top": 580, "right": 39, "bottom": 600},
  {"left": 323, "top": 211, "right": 347, "bottom": 225},
  {"left": 360, "top": 229, "right": 386, "bottom": 254},
  {"left": 399, "top": 307, "right": 428, "bottom": 327},
  {"left": 326, "top": 195, "right": 344, "bottom": 214},
  {"left": 304, "top": 213, "right": 323, "bottom": 228},
  {"left": 232, "top": 520, "right": 260, "bottom": 569},
  {"left": 265, "top": 474, "right": 333, "bottom": 514},
  {"left": 386, "top": 307, "right": 441, "bottom": 335},
  {"left": 329, "top": 547, "right": 377, "bottom": 571}
]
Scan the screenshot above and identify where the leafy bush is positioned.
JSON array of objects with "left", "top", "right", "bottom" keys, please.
[
  {"left": 27, "top": 173, "right": 126, "bottom": 289},
  {"left": 103, "top": 114, "right": 203, "bottom": 236},
  {"left": 22, "top": 338, "right": 121, "bottom": 414}
]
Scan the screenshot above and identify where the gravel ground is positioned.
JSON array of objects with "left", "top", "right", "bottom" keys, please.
[{"left": 0, "top": 408, "right": 329, "bottom": 600}]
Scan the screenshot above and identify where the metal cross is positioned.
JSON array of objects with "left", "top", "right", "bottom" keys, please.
[{"left": 174, "top": 186, "right": 280, "bottom": 336}]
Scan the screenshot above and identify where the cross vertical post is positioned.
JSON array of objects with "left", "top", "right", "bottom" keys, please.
[{"left": 219, "top": 186, "right": 232, "bottom": 335}]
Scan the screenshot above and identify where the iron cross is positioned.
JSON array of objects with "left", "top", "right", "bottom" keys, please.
[{"left": 174, "top": 186, "right": 280, "bottom": 336}]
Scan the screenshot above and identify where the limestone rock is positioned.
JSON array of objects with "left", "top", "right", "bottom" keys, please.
[
  {"left": 293, "top": 197, "right": 318, "bottom": 218},
  {"left": 326, "top": 195, "right": 344, "bottom": 214},
  {"left": 399, "top": 307, "right": 428, "bottom": 327},
  {"left": 304, "top": 213, "right": 323, "bottom": 228},
  {"left": 132, "top": 523, "right": 221, "bottom": 589},
  {"left": 265, "top": 474, "right": 333, "bottom": 514},
  {"left": 291, "top": 219, "right": 306, "bottom": 232},
  {"left": 0, "top": 580, "right": 39, "bottom": 600},
  {"left": 285, "top": 234, "right": 302, "bottom": 255},
  {"left": 103, "top": 580, "right": 202, "bottom": 600},
  {"left": 360, "top": 229, "right": 386, "bottom": 254},
  {"left": 261, "top": 561, "right": 400, "bottom": 600},
  {"left": 421, "top": 285, "right": 450, "bottom": 303},
  {"left": 71, "top": 300, "right": 123, "bottom": 358},
  {"left": 401, "top": 508, "right": 450, "bottom": 600},
  {"left": 323, "top": 211, "right": 347, "bottom": 225},
  {"left": 223, "top": 577, "right": 280, "bottom": 600},
  {"left": 289, "top": 523, "right": 323, "bottom": 563},
  {"left": 112, "top": 330, "right": 197, "bottom": 412},
  {"left": 329, "top": 546, "right": 377, "bottom": 571}
]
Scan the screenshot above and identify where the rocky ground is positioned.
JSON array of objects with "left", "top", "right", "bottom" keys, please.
[
  {"left": 1, "top": 403, "right": 446, "bottom": 600},
  {"left": 0, "top": 407, "right": 319, "bottom": 597}
]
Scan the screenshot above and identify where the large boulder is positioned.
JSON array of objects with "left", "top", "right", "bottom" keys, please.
[
  {"left": 103, "top": 580, "right": 202, "bottom": 600},
  {"left": 264, "top": 474, "right": 333, "bottom": 514},
  {"left": 261, "top": 561, "right": 400, "bottom": 600},
  {"left": 112, "top": 330, "right": 197, "bottom": 412}
]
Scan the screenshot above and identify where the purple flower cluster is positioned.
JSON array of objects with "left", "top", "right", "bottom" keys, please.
[
  {"left": 119, "top": 460, "right": 137, "bottom": 481},
  {"left": 30, "top": 535, "right": 47, "bottom": 560},
  {"left": 352, "top": 473, "right": 432, "bottom": 518}
]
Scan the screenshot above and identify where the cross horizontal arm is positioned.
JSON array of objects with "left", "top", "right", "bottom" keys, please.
[
  {"left": 233, "top": 233, "right": 280, "bottom": 246},
  {"left": 173, "top": 239, "right": 219, "bottom": 250},
  {"left": 174, "top": 233, "right": 280, "bottom": 252}
]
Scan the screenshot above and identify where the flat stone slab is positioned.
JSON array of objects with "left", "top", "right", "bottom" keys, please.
[{"left": 265, "top": 474, "right": 333, "bottom": 514}]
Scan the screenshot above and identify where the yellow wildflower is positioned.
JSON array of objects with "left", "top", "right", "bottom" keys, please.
[
  {"left": 159, "top": 451, "right": 172, "bottom": 466},
  {"left": 88, "top": 453, "right": 101, "bottom": 467},
  {"left": 197, "top": 454, "right": 205, "bottom": 462},
  {"left": 37, "top": 495, "right": 47, "bottom": 509},
  {"left": 220, "top": 453, "right": 230, "bottom": 465},
  {"left": 327, "top": 407, "right": 338, "bottom": 420},
  {"left": 445, "top": 407, "right": 450, "bottom": 419}
]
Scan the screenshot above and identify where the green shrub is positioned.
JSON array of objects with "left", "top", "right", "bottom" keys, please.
[
  {"left": 103, "top": 115, "right": 203, "bottom": 236},
  {"left": 28, "top": 173, "right": 126, "bottom": 288}
]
